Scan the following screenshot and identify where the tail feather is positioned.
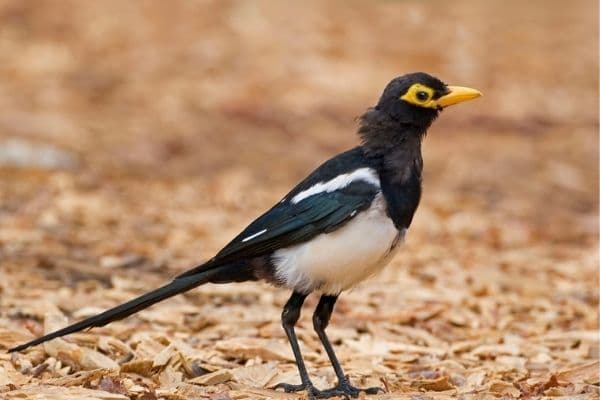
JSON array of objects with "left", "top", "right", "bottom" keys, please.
[{"left": 8, "top": 265, "right": 222, "bottom": 353}]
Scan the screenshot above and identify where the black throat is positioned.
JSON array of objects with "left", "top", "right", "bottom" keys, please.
[{"left": 358, "top": 108, "right": 426, "bottom": 230}]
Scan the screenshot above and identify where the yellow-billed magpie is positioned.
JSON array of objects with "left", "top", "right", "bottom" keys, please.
[{"left": 9, "top": 72, "right": 481, "bottom": 399}]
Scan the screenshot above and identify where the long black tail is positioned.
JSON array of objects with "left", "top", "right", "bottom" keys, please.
[{"left": 9, "top": 264, "right": 225, "bottom": 353}]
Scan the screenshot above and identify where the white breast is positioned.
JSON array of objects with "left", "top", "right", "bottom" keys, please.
[{"left": 272, "top": 193, "right": 405, "bottom": 295}]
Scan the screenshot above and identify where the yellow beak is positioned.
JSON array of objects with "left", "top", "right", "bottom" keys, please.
[{"left": 436, "top": 86, "right": 482, "bottom": 108}]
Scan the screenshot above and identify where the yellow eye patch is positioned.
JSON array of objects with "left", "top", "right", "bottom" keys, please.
[{"left": 400, "top": 83, "right": 438, "bottom": 108}]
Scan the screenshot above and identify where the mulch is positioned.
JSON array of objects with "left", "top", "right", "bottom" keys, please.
[{"left": 0, "top": 1, "right": 598, "bottom": 399}]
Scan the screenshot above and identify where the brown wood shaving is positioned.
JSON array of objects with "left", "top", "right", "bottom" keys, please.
[{"left": 0, "top": 2, "right": 597, "bottom": 399}]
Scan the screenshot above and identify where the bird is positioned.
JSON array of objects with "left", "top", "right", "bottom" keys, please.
[{"left": 9, "top": 72, "right": 481, "bottom": 399}]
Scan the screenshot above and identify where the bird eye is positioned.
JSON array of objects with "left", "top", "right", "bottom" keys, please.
[{"left": 416, "top": 91, "right": 430, "bottom": 101}]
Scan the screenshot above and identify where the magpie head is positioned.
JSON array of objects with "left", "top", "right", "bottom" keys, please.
[
  {"left": 375, "top": 72, "right": 481, "bottom": 129},
  {"left": 359, "top": 72, "right": 481, "bottom": 157}
]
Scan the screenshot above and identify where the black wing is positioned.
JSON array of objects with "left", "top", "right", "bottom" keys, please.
[
  {"left": 215, "top": 180, "right": 379, "bottom": 262},
  {"left": 177, "top": 148, "right": 380, "bottom": 278}
]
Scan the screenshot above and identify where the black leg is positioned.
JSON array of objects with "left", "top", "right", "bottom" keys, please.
[
  {"left": 312, "top": 295, "right": 384, "bottom": 398},
  {"left": 274, "top": 292, "right": 353, "bottom": 399},
  {"left": 273, "top": 291, "right": 312, "bottom": 394},
  {"left": 313, "top": 295, "right": 345, "bottom": 379}
]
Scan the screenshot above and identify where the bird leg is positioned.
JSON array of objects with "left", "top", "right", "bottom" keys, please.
[
  {"left": 311, "top": 295, "right": 384, "bottom": 398},
  {"left": 272, "top": 292, "right": 341, "bottom": 399},
  {"left": 273, "top": 292, "right": 382, "bottom": 399},
  {"left": 273, "top": 292, "right": 316, "bottom": 394}
]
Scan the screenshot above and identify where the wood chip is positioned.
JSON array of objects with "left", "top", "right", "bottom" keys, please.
[
  {"left": 555, "top": 361, "right": 600, "bottom": 384},
  {"left": 231, "top": 363, "right": 279, "bottom": 387},
  {"left": 411, "top": 375, "right": 455, "bottom": 391},
  {"left": 3, "top": 385, "right": 129, "bottom": 399},
  {"left": 189, "top": 370, "right": 234, "bottom": 386},
  {"left": 0, "top": 6, "right": 596, "bottom": 398},
  {"left": 215, "top": 339, "right": 294, "bottom": 362}
]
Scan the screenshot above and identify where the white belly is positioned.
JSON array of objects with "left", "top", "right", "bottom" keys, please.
[{"left": 272, "top": 194, "right": 404, "bottom": 295}]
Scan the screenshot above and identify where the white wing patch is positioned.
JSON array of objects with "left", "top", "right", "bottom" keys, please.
[
  {"left": 241, "top": 228, "right": 267, "bottom": 242},
  {"left": 291, "top": 167, "right": 380, "bottom": 204}
]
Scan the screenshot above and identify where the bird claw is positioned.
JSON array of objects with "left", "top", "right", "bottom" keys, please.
[
  {"left": 320, "top": 377, "right": 384, "bottom": 398},
  {"left": 312, "top": 387, "right": 351, "bottom": 399},
  {"left": 272, "top": 382, "right": 306, "bottom": 393},
  {"left": 272, "top": 378, "right": 384, "bottom": 399},
  {"left": 272, "top": 382, "right": 348, "bottom": 399}
]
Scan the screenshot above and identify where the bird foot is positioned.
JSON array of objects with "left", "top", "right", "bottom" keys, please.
[
  {"left": 273, "top": 378, "right": 384, "bottom": 399},
  {"left": 273, "top": 382, "right": 346, "bottom": 399},
  {"left": 272, "top": 382, "right": 307, "bottom": 393},
  {"left": 320, "top": 377, "right": 384, "bottom": 398}
]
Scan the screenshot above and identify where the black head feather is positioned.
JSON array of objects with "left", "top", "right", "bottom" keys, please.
[
  {"left": 359, "top": 72, "right": 449, "bottom": 157},
  {"left": 376, "top": 72, "right": 448, "bottom": 125}
]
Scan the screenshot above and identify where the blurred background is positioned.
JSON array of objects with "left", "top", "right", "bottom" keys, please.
[{"left": 0, "top": 0, "right": 598, "bottom": 398}]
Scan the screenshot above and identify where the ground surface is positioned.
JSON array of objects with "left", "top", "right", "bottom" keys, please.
[{"left": 0, "top": 1, "right": 598, "bottom": 399}]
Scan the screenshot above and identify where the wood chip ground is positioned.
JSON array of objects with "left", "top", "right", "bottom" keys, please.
[{"left": 0, "top": 1, "right": 598, "bottom": 399}]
